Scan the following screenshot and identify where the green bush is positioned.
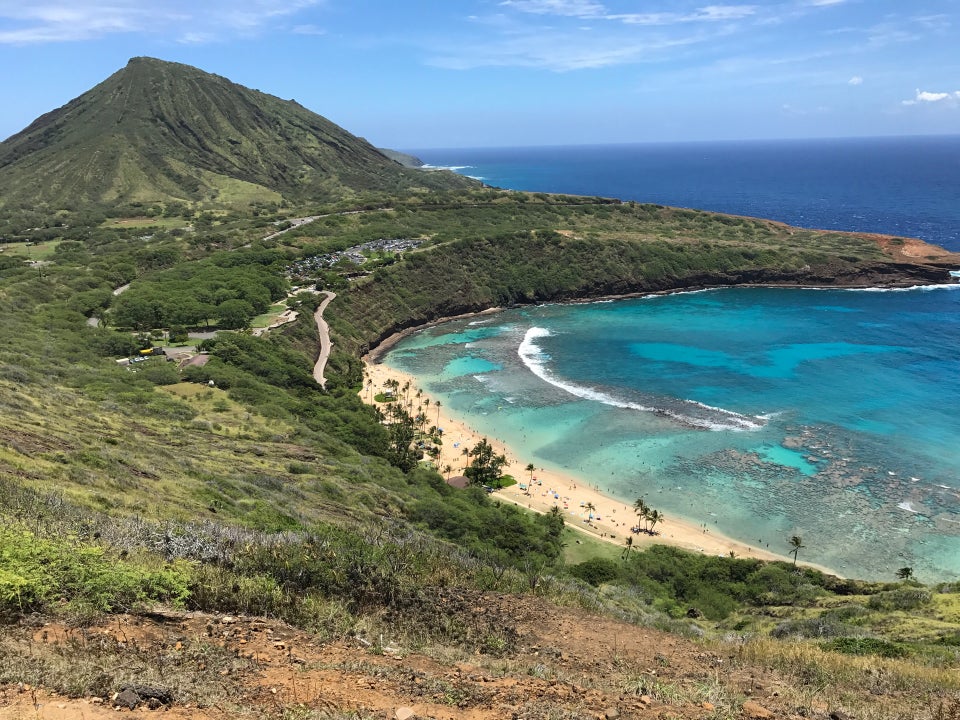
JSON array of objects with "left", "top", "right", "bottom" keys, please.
[
  {"left": 0, "top": 527, "right": 192, "bottom": 620},
  {"left": 867, "top": 588, "right": 932, "bottom": 611},
  {"left": 138, "top": 360, "right": 181, "bottom": 385},
  {"left": 570, "top": 558, "right": 620, "bottom": 587},
  {"left": 821, "top": 637, "right": 909, "bottom": 658},
  {"left": 771, "top": 617, "right": 855, "bottom": 639}
]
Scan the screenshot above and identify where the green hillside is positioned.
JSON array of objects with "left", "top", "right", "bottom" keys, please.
[
  {"left": 311, "top": 195, "right": 958, "bottom": 353},
  {"left": 0, "top": 59, "right": 958, "bottom": 719},
  {"left": 0, "top": 57, "right": 475, "bottom": 209},
  {"left": 2, "top": 194, "right": 959, "bottom": 718}
]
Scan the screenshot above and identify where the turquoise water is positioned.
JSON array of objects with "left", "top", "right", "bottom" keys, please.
[{"left": 383, "top": 287, "right": 960, "bottom": 581}]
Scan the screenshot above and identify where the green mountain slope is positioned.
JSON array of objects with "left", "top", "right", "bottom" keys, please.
[
  {"left": 0, "top": 57, "right": 474, "bottom": 208},
  {"left": 2, "top": 190, "right": 959, "bottom": 718}
]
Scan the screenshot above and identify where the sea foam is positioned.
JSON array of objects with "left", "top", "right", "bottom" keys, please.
[
  {"left": 421, "top": 164, "right": 474, "bottom": 171},
  {"left": 517, "top": 327, "right": 763, "bottom": 432},
  {"left": 846, "top": 283, "right": 960, "bottom": 293}
]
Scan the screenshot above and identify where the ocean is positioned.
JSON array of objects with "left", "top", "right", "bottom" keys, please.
[
  {"left": 383, "top": 136, "right": 960, "bottom": 581},
  {"left": 416, "top": 136, "right": 960, "bottom": 252}
]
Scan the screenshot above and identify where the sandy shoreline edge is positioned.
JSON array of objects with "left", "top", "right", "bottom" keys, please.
[
  {"left": 361, "top": 346, "right": 837, "bottom": 573},
  {"left": 354, "top": 278, "right": 960, "bottom": 577}
]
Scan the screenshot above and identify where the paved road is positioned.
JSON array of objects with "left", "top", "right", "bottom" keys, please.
[{"left": 312, "top": 291, "right": 336, "bottom": 388}]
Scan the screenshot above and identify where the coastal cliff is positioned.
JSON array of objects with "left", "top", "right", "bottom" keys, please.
[{"left": 323, "top": 203, "right": 960, "bottom": 357}]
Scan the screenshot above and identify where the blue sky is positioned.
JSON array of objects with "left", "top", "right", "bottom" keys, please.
[{"left": 0, "top": 0, "right": 957, "bottom": 148}]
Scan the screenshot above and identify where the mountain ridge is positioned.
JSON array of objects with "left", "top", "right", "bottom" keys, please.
[{"left": 0, "top": 57, "right": 475, "bottom": 208}]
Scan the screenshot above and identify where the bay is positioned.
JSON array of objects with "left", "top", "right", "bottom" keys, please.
[{"left": 385, "top": 137, "right": 960, "bottom": 581}]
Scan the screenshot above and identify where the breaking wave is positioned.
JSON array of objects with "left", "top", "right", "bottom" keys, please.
[
  {"left": 421, "top": 164, "right": 473, "bottom": 171},
  {"left": 846, "top": 283, "right": 960, "bottom": 293},
  {"left": 517, "top": 327, "right": 764, "bottom": 432}
]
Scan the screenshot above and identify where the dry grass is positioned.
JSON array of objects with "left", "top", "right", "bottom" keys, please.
[
  {"left": 0, "top": 623, "right": 255, "bottom": 707},
  {"left": 730, "top": 636, "right": 960, "bottom": 719}
]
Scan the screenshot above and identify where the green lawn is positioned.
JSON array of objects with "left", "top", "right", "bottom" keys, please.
[
  {"left": 562, "top": 527, "right": 625, "bottom": 565},
  {"left": 250, "top": 302, "right": 289, "bottom": 329},
  {"left": 0, "top": 240, "right": 62, "bottom": 260},
  {"left": 99, "top": 216, "right": 190, "bottom": 230}
]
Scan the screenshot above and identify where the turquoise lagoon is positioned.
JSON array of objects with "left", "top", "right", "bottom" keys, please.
[{"left": 382, "top": 285, "right": 960, "bottom": 581}]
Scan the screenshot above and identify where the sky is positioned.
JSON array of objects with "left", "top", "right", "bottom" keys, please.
[{"left": 0, "top": 0, "right": 958, "bottom": 149}]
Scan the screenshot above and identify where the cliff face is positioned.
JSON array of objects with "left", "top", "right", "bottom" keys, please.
[{"left": 347, "top": 246, "right": 960, "bottom": 357}]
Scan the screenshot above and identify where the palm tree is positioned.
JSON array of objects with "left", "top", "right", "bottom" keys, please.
[
  {"left": 634, "top": 497, "right": 650, "bottom": 532},
  {"left": 525, "top": 463, "right": 536, "bottom": 484},
  {"left": 585, "top": 501, "right": 596, "bottom": 520},
  {"left": 895, "top": 566, "right": 914, "bottom": 582},
  {"left": 435, "top": 400, "right": 442, "bottom": 426},
  {"left": 621, "top": 535, "right": 634, "bottom": 560},
  {"left": 443, "top": 464, "right": 452, "bottom": 479},
  {"left": 648, "top": 509, "right": 663, "bottom": 533},
  {"left": 788, "top": 535, "right": 805, "bottom": 566},
  {"left": 384, "top": 378, "right": 399, "bottom": 402}
]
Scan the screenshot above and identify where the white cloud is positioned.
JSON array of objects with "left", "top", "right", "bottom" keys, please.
[
  {"left": 0, "top": 0, "right": 323, "bottom": 45},
  {"left": 502, "top": 1, "right": 757, "bottom": 26},
  {"left": 694, "top": 5, "right": 758, "bottom": 21},
  {"left": 428, "top": 27, "right": 706, "bottom": 72},
  {"left": 848, "top": 75, "right": 862, "bottom": 85},
  {"left": 291, "top": 24, "right": 326, "bottom": 36},
  {"left": 500, "top": 0, "right": 605, "bottom": 18},
  {"left": 433, "top": 0, "right": 766, "bottom": 72},
  {"left": 609, "top": 6, "right": 757, "bottom": 26},
  {"left": 901, "top": 88, "right": 960, "bottom": 106}
]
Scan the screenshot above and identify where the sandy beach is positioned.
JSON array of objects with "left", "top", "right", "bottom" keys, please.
[{"left": 361, "top": 356, "right": 815, "bottom": 568}]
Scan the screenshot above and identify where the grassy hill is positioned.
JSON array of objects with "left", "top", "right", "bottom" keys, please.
[
  {"left": 0, "top": 57, "right": 475, "bottom": 210},
  {"left": 305, "top": 194, "right": 959, "bottom": 353},
  {"left": 0, "top": 57, "right": 958, "bottom": 719},
  {"left": 2, "top": 190, "right": 959, "bottom": 718}
]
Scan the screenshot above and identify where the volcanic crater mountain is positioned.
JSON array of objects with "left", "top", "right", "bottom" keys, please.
[{"left": 0, "top": 57, "right": 474, "bottom": 208}]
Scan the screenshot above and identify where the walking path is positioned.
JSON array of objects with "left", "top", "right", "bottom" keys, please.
[{"left": 312, "top": 291, "right": 336, "bottom": 387}]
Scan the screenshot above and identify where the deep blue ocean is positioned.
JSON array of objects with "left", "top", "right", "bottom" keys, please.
[
  {"left": 415, "top": 136, "right": 960, "bottom": 251},
  {"left": 384, "top": 137, "right": 960, "bottom": 581}
]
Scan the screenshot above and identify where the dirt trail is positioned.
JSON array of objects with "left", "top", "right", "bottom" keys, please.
[{"left": 0, "top": 595, "right": 813, "bottom": 720}]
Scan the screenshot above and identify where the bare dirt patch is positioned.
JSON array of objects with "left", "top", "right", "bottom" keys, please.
[
  {"left": 872, "top": 234, "right": 960, "bottom": 262},
  {"left": 0, "top": 595, "right": 813, "bottom": 720}
]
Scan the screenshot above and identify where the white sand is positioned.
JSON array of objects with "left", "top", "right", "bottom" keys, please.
[{"left": 361, "top": 358, "right": 826, "bottom": 567}]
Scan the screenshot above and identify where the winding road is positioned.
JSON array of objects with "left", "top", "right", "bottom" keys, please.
[{"left": 312, "top": 291, "right": 336, "bottom": 388}]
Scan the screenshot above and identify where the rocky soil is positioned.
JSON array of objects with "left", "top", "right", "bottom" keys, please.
[{"left": 0, "top": 590, "right": 907, "bottom": 720}]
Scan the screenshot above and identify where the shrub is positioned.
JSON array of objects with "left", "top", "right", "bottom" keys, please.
[
  {"left": 821, "top": 637, "right": 909, "bottom": 658},
  {"left": 168, "top": 325, "right": 189, "bottom": 343},
  {"left": 821, "top": 604, "right": 870, "bottom": 622},
  {"left": 771, "top": 617, "right": 855, "bottom": 639},
  {"left": 138, "top": 360, "right": 181, "bottom": 385},
  {"left": 0, "top": 526, "right": 192, "bottom": 620},
  {"left": 867, "top": 588, "right": 932, "bottom": 611},
  {"left": 570, "top": 558, "right": 620, "bottom": 587}
]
